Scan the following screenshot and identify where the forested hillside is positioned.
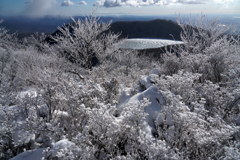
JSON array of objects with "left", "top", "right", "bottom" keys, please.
[{"left": 0, "top": 16, "right": 239, "bottom": 160}]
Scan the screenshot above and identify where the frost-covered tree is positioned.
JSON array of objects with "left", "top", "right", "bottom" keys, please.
[
  {"left": 177, "top": 15, "right": 230, "bottom": 55},
  {"left": 50, "top": 16, "right": 120, "bottom": 69}
]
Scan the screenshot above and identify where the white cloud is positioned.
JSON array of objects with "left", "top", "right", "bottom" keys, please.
[
  {"left": 94, "top": 0, "right": 234, "bottom": 7},
  {"left": 25, "top": 0, "right": 56, "bottom": 17},
  {"left": 79, "top": 1, "right": 88, "bottom": 5},
  {"left": 61, "top": 0, "right": 74, "bottom": 6},
  {"left": 213, "top": 0, "right": 234, "bottom": 3}
]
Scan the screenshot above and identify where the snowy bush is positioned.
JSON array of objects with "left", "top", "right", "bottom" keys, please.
[
  {"left": 155, "top": 89, "right": 236, "bottom": 159},
  {"left": 0, "top": 27, "right": 16, "bottom": 49},
  {"left": 50, "top": 16, "right": 120, "bottom": 69},
  {"left": 1, "top": 15, "right": 240, "bottom": 160},
  {"left": 177, "top": 15, "right": 230, "bottom": 55}
]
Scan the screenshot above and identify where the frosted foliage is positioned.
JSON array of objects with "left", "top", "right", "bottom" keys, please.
[
  {"left": 155, "top": 90, "right": 236, "bottom": 159},
  {"left": 1, "top": 15, "right": 240, "bottom": 160},
  {"left": 177, "top": 15, "right": 230, "bottom": 55},
  {"left": 50, "top": 16, "right": 120, "bottom": 69},
  {"left": 0, "top": 28, "right": 13, "bottom": 48},
  {"left": 223, "top": 142, "right": 240, "bottom": 160}
]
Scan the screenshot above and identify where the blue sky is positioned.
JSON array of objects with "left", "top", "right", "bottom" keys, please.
[{"left": 0, "top": 0, "right": 239, "bottom": 17}]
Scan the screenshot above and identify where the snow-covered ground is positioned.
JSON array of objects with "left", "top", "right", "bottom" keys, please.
[
  {"left": 117, "top": 38, "right": 183, "bottom": 50},
  {"left": 10, "top": 148, "right": 45, "bottom": 160}
]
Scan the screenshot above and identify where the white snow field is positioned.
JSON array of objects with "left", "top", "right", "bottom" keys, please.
[{"left": 117, "top": 38, "right": 184, "bottom": 50}]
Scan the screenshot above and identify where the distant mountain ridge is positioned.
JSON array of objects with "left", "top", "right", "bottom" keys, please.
[
  {"left": 0, "top": 15, "right": 174, "bottom": 36},
  {"left": 109, "top": 19, "right": 182, "bottom": 40},
  {"left": 1, "top": 15, "right": 240, "bottom": 39},
  {"left": 45, "top": 19, "right": 183, "bottom": 44}
]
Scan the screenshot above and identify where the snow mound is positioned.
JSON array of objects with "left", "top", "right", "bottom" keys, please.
[
  {"left": 120, "top": 85, "right": 165, "bottom": 129},
  {"left": 10, "top": 148, "right": 45, "bottom": 160},
  {"left": 119, "top": 70, "right": 165, "bottom": 132},
  {"left": 150, "top": 68, "right": 161, "bottom": 75},
  {"left": 139, "top": 74, "right": 159, "bottom": 90}
]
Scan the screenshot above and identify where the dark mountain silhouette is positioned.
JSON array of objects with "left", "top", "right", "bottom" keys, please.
[
  {"left": 45, "top": 19, "right": 183, "bottom": 44},
  {"left": 0, "top": 15, "right": 176, "bottom": 38},
  {"left": 109, "top": 19, "right": 183, "bottom": 40}
]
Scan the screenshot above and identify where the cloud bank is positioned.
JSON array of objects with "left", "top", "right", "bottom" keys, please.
[
  {"left": 61, "top": 0, "right": 87, "bottom": 7},
  {"left": 61, "top": 0, "right": 74, "bottom": 6},
  {"left": 94, "top": 0, "right": 234, "bottom": 7},
  {"left": 24, "top": 0, "right": 56, "bottom": 16},
  {"left": 79, "top": 1, "right": 88, "bottom": 5},
  {"left": 23, "top": 0, "right": 88, "bottom": 17}
]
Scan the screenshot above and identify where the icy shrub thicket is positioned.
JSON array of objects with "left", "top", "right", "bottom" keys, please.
[
  {"left": 0, "top": 16, "right": 240, "bottom": 160},
  {"left": 49, "top": 16, "right": 120, "bottom": 69}
]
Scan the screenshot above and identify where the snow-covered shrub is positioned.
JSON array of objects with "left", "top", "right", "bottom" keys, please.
[
  {"left": 157, "top": 71, "right": 201, "bottom": 105},
  {"left": 158, "top": 15, "right": 240, "bottom": 121},
  {"left": 0, "top": 104, "right": 38, "bottom": 159},
  {"left": 177, "top": 15, "right": 230, "bottom": 55},
  {"left": 154, "top": 18, "right": 240, "bottom": 157},
  {"left": 155, "top": 90, "right": 236, "bottom": 160},
  {"left": 0, "top": 47, "right": 11, "bottom": 89},
  {"left": 222, "top": 141, "right": 240, "bottom": 160},
  {"left": 111, "top": 49, "right": 147, "bottom": 76},
  {"left": 0, "top": 25, "right": 19, "bottom": 103},
  {"left": 156, "top": 71, "right": 231, "bottom": 116},
  {"left": 0, "top": 26, "right": 16, "bottom": 49},
  {"left": 50, "top": 16, "right": 120, "bottom": 69},
  {"left": 162, "top": 56, "right": 181, "bottom": 75},
  {"left": 0, "top": 45, "right": 65, "bottom": 107},
  {"left": 160, "top": 15, "right": 239, "bottom": 84},
  {"left": 2, "top": 15, "right": 240, "bottom": 160},
  {"left": 41, "top": 98, "right": 179, "bottom": 160},
  {"left": 22, "top": 33, "right": 50, "bottom": 51}
]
